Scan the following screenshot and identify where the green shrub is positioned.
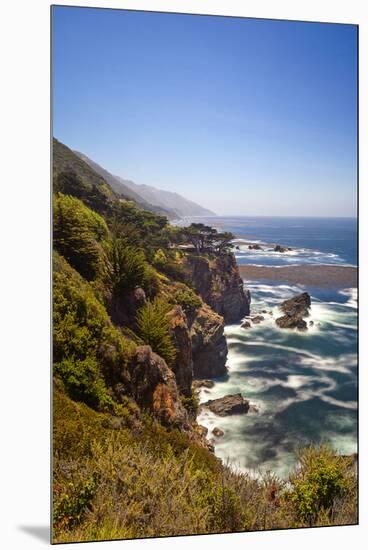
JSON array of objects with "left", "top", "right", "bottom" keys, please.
[
  {"left": 169, "top": 284, "right": 202, "bottom": 314},
  {"left": 286, "top": 443, "right": 355, "bottom": 526},
  {"left": 53, "top": 193, "right": 108, "bottom": 280},
  {"left": 54, "top": 358, "right": 113, "bottom": 411},
  {"left": 136, "top": 298, "right": 176, "bottom": 366}
]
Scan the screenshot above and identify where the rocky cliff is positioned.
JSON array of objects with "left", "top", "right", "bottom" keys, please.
[{"left": 185, "top": 253, "right": 250, "bottom": 324}]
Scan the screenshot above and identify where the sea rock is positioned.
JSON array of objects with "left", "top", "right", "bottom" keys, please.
[
  {"left": 185, "top": 252, "right": 251, "bottom": 323},
  {"left": 212, "top": 427, "right": 225, "bottom": 437},
  {"left": 251, "top": 315, "right": 265, "bottom": 324},
  {"left": 190, "top": 303, "right": 228, "bottom": 378},
  {"left": 241, "top": 320, "right": 251, "bottom": 329},
  {"left": 192, "top": 379, "right": 215, "bottom": 390},
  {"left": 128, "top": 345, "right": 188, "bottom": 428},
  {"left": 275, "top": 292, "right": 311, "bottom": 331},
  {"left": 274, "top": 244, "right": 288, "bottom": 253},
  {"left": 248, "top": 243, "right": 262, "bottom": 250},
  {"left": 202, "top": 393, "right": 250, "bottom": 416},
  {"left": 309, "top": 320, "right": 314, "bottom": 327}
]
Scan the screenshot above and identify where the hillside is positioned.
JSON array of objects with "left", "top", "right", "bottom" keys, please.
[
  {"left": 53, "top": 138, "right": 175, "bottom": 219},
  {"left": 74, "top": 149, "right": 216, "bottom": 218}
]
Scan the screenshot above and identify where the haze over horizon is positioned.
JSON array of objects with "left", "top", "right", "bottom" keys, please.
[{"left": 52, "top": 7, "right": 357, "bottom": 218}]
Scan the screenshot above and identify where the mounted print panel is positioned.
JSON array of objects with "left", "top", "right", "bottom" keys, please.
[{"left": 51, "top": 5, "right": 358, "bottom": 544}]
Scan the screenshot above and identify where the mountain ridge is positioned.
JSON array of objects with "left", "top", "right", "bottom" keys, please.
[{"left": 74, "top": 150, "right": 216, "bottom": 219}]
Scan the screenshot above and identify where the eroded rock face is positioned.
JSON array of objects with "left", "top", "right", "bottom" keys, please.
[
  {"left": 190, "top": 304, "right": 228, "bottom": 378},
  {"left": 167, "top": 305, "right": 193, "bottom": 397},
  {"left": 201, "top": 393, "right": 250, "bottom": 416},
  {"left": 185, "top": 253, "right": 250, "bottom": 324},
  {"left": 128, "top": 345, "right": 188, "bottom": 428},
  {"left": 275, "top": 292, "right": 311, "bottom": 331}
]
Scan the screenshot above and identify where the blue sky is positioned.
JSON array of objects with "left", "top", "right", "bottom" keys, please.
[{"left": 52, "top": 7, "right": 357, "bottom": 217}]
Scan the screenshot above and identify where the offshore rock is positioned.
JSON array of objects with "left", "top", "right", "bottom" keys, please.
[
  {"left": 276, "top": 292, "right": 311, "bottom": 331},
  {"left": 201, "top": 393, "right": 250, "bottom": 416}
]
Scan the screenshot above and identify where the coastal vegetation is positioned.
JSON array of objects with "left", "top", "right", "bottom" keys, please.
[{"left": 52, "top": 138, "right": 357, "bottom": 543}]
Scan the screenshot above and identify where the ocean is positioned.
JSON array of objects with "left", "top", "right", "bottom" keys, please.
[{"left": 187, "top": 216, "right": 358, "bottom": 478}]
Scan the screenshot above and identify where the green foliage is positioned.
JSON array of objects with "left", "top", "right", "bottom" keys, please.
[
  {"left": 54, "top": 358, "right": 114, "bottom": 411},
  {"left": 53, "top": 193, "right": 108, "bottom": 280},
  {"left": 286, "top": 443, "right": 355, "bottom": 526},
  {"left": 108, "top": 237, "right": 147, "bottom": 294},
  {"left": 136, "top": 298, "right": 176, "bottom": 366},
  {"left": 53, "top": 252, "right": 135, "bottom": 408},
  {"left": 53, "top": 473, "right": 98, "bottom": 532},
  {"left": 176, "top": 223, "right": 234, "bottom": 255},
  {"left": 181, "top": 391, "right": 200, "bottom": 419},
  {"left": 169, "top": 283, "right": 202, "bottom": 314}
]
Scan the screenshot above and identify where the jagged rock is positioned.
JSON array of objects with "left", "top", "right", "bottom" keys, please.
[
  {"left": 190, "top": 304, "right": 228, "bottom": 378},
  {"left": 276, "top": 292, "right": 311, "bottom": 331},
  {"left": 251, "top": 315, "right": 265, "bottom": 324},
  {"left": 167, "top": 305, "right": 193, "bottom": 397},
  {"left": 185, "top": 253, "right": 250, "bottom": 323},
  {"left": 201, "top": 393, "right": 250, "bottom": 416},
  {"left": 248, "top": 243, "right": 262, "bottom": 250},
  {"left": 241, "top": 320, "right": 251, "bottom": 329},
  {"left": 128, "top": 345, "right": 188, "bottom": 428},
  {"left": 192, "top": 379, "right": 215, "bottom": 389},
  {"left": 212, "top": 427, "right": 225, "bottom": 437},
  {"left": 274, "top": 244, "right": 288, "bottom": 253}
]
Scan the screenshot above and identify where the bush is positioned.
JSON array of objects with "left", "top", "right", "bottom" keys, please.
[
  {"left": 54, "top": 357, "right": 113, "bottom": 411},
  {"left": 169, "top": 284, "right": 202, "bottom": 314},
  {"left": 53, "top": 193, "right": 108, "bottom": 280},
  {"left": 286, "top": 443, "right": 355, "bottom": 526},
  {"left": 136, "top": 298, "right": 176, "bottom": 366}
]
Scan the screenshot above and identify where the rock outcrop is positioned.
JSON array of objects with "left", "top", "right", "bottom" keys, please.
[
  {"left": 202, "top": 393, "right": 250, "bottom": 416},
  {"left": 190, "top": 303, "right": 228, "bottom": 378},
  {"left": 185, "top": 253, "right": 250, "bottom": 324},
  {"left": 128, "top": 345, "right": 188, "bottom": 428},
  {"left": 275, "top": 292, "right": 311, "bottom": 330},
  {"left": 167, "top": 305, "right": 193, "bottom": 397},
  {"left": 248, "top": 243, "right": 262, "bottom": 250}
]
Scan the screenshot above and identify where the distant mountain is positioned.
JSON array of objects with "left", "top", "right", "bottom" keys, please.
[
  {"left": 74, "top": 151, "right": 216, "bottom": 219},
  {"left": 53, "top": 138, "right": 175, "bottom": 219}
]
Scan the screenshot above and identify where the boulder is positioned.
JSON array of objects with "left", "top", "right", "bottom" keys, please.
[
  {"left": 241, "top": 320, "right": 251, "bottom": 329},
  {"left": 202, "top": 393, "right": 250, "bottom": 416},
  {"left": 248, "top": 243, "right": 262, "bottom": 250},
  {"left": 251, "top": 315, "right": 265, "bottom": 324},
  {"left": 275, "top": 292, "right": 311, "bottom": 331}
]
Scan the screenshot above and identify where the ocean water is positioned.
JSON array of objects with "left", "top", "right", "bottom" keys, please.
[
  {"left": 190, "top": 216, "right": 358, "bottom": 479},
  {"left": 180, "top": 216, "right": 357, "bottom": 267}
]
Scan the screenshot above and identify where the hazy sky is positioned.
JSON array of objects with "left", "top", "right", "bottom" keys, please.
[{"left": 52, "top": 7, "right": 357, "bottom": 217}]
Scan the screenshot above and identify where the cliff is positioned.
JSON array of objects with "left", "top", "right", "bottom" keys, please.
[{"left": 185, "top": 253, "right": 250, "bottom": 324}]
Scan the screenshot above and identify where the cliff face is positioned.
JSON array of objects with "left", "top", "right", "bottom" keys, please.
[
  {"left": 190, "top": 304, "right": 228, "bottom": 379},
  {"left": 185, "top": 253, "right": 250, "bottom": 324}
]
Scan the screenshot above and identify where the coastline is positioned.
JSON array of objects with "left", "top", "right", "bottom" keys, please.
[{"left": 238, "top": 264, "right": 357, "bottom": 288}]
